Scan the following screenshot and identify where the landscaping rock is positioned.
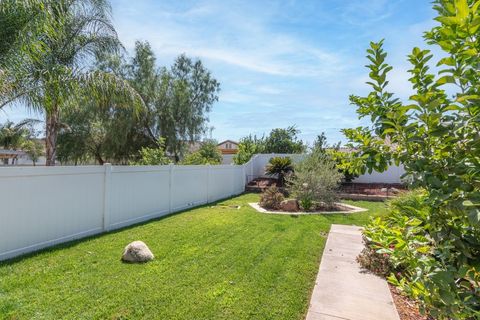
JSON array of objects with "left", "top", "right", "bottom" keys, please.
[
  {"left": 121, "top": 241, "right": 154, "bottom": 263},
  {"left": 280, "top": 199, "right": 299, "bottom": 212}
]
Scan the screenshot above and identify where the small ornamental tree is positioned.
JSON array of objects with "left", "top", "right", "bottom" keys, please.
[
  {"left": 287, "top": 150, "right": 342, "bottom": 210},
  {"left": 265, "top": 157, "right": 294, "bottom": 186},
  {"left": 345, "top": 1, "right": 480, "bottom": 318}
]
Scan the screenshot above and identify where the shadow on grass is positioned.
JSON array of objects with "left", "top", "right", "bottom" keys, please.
[{"left": 0, "top": 193, "right": 246, "bottom": 267}]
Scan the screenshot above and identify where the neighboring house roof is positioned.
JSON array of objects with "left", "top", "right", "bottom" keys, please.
[
  {"left": 217, "top": 140, "right": 239, "bottom": 146},
  {"left": 0, "top": 149, "right": 27, "bottom": 159},
  {"left": 217, "top": 140, "right": 239, "bottom": 155},
  {"left": 0, "top": 149, "right": 26, "bottom": 155}
]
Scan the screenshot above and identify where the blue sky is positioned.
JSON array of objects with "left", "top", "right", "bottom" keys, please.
[{"left": 1, "top": 0, "right": 438, "bottom": 145}]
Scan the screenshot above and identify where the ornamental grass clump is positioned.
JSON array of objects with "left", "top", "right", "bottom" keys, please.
[
  {"left": 287, "top": 150, "right": 342, "bottom": 211},
  {"left": 259, "top": 186, "right": 284, "bottom": 210}
]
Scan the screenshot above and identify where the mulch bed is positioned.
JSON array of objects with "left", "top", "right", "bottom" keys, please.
[
  {"left": 247, "top": 179, "right": 407, "bottom": 197},
  {"left": 389, "top": 285, "right": 434, "bottom": 320},
  {"left": 340, "top": 182, "right": 406, "bottom": 196}
]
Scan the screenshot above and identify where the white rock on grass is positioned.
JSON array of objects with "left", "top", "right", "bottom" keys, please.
[{"left": 121, "top": 241, "right": 154, "bottom": 263}]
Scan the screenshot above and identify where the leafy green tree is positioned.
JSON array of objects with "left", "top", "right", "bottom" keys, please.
[
  {"left": 344, "top": 1, "right": 480, "bottom": 317},
  {"left": 233, "top": 135, "right": 266, "bottom": 164},
  {"left": 312, "top": 132, "right": 328, "bottom": 153},
  {"left": 0, "top": 119, "right": 41, "bottom": 164},
  {"left": 56, "top": 42, "right": 220, "bottom": 165},
  {"left": 126, "top": 43, "right": 220, "bottom": 162},
  {"left": 181, "top": 140, "right": 222, "bottom": 165},
  {"left": 159, "top": 55, "right": 220, "bottom": 161},
  {"left": 129, "top": 138, "right": 170, "bottom": 166},
  {"left": 21, "top": 139, "right": 44, "bottom": 166},
  {"left": 56, "top": 54, "right": 149, "bottom": 166},
  {"left": 234, "top": 127, "right": 306, "bottom": 164},
  {"left": 264, "top": 126, "right": 306, "bottom": 154}
]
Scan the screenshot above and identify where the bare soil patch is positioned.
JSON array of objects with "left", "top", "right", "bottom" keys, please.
[{"left": 389, "top": 285, "right": 433, "bottom": 320}]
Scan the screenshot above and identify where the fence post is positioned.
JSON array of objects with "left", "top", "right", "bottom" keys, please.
[
  {"left": 103, "top": 163, "right": 112, "bottom": 231},
  {"left": 168, "top": 163, "right": 174, "bottom": 213},
  {"left": 242, "top": 164, "right": 246, "bottom": 192},
  {"left": 206, "top": 164, "right": 211, "bottom": 203}
]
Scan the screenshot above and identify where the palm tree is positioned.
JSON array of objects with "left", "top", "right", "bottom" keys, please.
[
  {"left": 0, "top": 119, "right": 38, "bottom": 150},
  {"left": 0, "top": 0, "right": 142, "bottom": 165},
  {"left": 0, "top": 119, "right": 38, "bottom": 164},
  {"left": 265, "top": 157, "right": 294, "bottom": 187}
]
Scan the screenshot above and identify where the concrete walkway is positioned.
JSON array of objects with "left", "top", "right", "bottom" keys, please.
[{"left": 306, "top": 224, "right": 400, "bottom": 320}]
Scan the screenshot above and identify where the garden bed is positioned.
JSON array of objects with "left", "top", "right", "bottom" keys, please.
[
  {"left": 389, "top": 285, "right": 432, "bottom": 320},
  {"left": 340, "top": 182, "right": 406, "bottom": 196},
  {"left": 249, "top": 202, "right": 367, "bottom": 215},
  {"left": 245, "top": 177, "right": 280, "bottom": 192}
]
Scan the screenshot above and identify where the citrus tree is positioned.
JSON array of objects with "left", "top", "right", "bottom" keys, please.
[{"left": 345, "top": 0, "right": 480, "bottom": 318}]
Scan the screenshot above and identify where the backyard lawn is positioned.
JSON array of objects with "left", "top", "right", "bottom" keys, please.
[{"left": 0, "top": 193, "right": 387, "bottom": 320}]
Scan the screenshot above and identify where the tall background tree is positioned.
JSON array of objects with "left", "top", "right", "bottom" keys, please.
[
  {"left": 234, "top": 126, "right": 306, "bottom": 164},
  {"left": 0, "top": 0, "right": 142, "bottom": 165},
  {"left": 57, "top": 41, "right": 220, "bottom": 164}
]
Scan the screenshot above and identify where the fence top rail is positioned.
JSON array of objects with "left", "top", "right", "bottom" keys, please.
[
  {"left": 0, "top": 165, "right": 105, "bottom": 178},
  {"left": 0, "top": 153, "right": 303, "bottom": 178}
]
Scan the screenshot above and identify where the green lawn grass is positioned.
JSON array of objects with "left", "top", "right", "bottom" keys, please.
[{"left": 0, "top": 193, "right": 387, "bottom": 320}]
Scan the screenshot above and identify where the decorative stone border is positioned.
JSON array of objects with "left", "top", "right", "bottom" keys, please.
[{"left": 248, "top": 202, "right": 368, "bottom": 215}]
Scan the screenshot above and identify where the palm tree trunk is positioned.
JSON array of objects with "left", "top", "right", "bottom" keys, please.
[{"left": 45, "top": 108, "right": 59, "bottom": 166}]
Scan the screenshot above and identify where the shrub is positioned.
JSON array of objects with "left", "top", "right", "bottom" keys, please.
[
  {"left": 181, "top": 140, "right": 222, "bottom": 165},
  {"left": 265, "top": 157, "right": 294, "bottom": 186},
  {"left": 359, "top": 190, "right": 480, "bottom": 318},
  {"left": 130, "top": 138, "right": 170, "bottom": 165},
  {"left": 287, "top": 151, "right": 342, "bottom": 209},
  {"left": 357, "top": 238, "right": 394, "bottom": 277},
  {"left": 259, "top": 186, "right": 284, "bottom": 210}
]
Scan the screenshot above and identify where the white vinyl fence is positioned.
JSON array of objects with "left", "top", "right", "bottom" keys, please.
[
  {"left": 0, "top": 164, "right": 245, "bottom": 261},
  {"left": 353, "top": 164, "right": 406, "bottom": 184},
  {"left": 244, "top": 154, "right": 305, "bottom": 183},
  {"left": 0, "top": 153, "right": 404, "bottom": 261}
]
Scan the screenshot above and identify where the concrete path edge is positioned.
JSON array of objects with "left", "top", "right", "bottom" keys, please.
[{"left": 305, "top": 224, "right": 400, "bottom": 320}]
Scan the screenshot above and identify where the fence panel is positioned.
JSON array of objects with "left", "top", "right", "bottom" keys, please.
[
  {"left": 0, "top": 167, "right": 105, "bottom": 260},
  {"left": 109, "top": 166, "right": 171, "bottom": 229},
  {"left": 171, "top": 166, "right": 209, "bottom": 212},
  {"left": 353, "top": 165, "right": 405, "bottom": 184},
  {"left": 208, "top": 166, "right": 237, "bottom": 202}
]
